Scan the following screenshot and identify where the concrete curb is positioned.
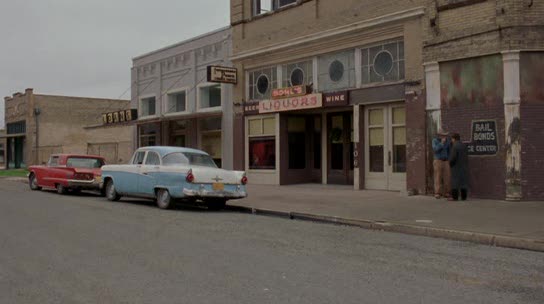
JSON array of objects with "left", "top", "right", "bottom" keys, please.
[
  {"left": 0, "top": 177, "right": 28, "bottom": 183},
  {"left": 226, "top": 205, "right": 544, "bottom": 253}
]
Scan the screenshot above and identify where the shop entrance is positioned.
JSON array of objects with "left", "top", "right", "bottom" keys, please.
[
  {"left": 7, "top": 137, "right": 25, "bottom": 169},
  {"left": 327, "top": 112, "right": 354, "bottom": 185},
  {"left": 364, "top": 103, "right": 406, "bottom": 191}
]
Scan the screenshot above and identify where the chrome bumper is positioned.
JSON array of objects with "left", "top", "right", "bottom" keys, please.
[
  {"left": 67, "top": 179, "right": 101, "bottom": 189},
  {"left": 182, "top": 188, "right": 247, "bottom": 199}
]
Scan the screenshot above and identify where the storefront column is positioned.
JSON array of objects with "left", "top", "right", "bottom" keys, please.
[
  {"left": 424, "top": 62, "right": 441, "bottom": 133},
  {"left": 321, "top": 112, "right": 327, "bottom": 184},
  {"left": 353, "top": 104, "right": 361, "bottom": 190},
  {"left": 502, "top": 50, "right": 522, "bottom": 201}
]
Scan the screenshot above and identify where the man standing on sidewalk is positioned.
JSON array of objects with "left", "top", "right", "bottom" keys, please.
[
  {"left": 448, "top": 133, "right": 469, "bottom": 201},
  {"left": 432, "top": 129, "right": 451, "bottom": 199}
]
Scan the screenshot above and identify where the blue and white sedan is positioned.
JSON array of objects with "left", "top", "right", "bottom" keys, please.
[{"left": 101, "top": 146, "right": 247, "bottom": 210}]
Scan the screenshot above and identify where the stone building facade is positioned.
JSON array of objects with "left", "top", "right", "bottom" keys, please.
[
  {"left": 131, "top": 27, "right": 234, "bottom": 169},
  {"left": 2, "top": 89, "right": 133, "bottom": 168},
  {"left": 230, "top": 0, "right": 544, "bottom": 200}
]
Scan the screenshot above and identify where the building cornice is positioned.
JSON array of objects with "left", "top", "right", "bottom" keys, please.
[{"left": 230, "top": 7, "right": 425, "bottom": 61}]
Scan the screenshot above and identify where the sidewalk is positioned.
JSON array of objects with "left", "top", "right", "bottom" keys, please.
[{"left": 229, "top": 184, "right": 544, "bottom": 251}]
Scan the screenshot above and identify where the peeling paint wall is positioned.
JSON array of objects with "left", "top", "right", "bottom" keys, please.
[
  {"left": 440, "top": 55, "right": 506, "bottom": 199},
  {"left": 520, "top": 52, "right": 544, "bottom": 200}
]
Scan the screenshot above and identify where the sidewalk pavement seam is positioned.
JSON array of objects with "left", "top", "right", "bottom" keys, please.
[{"left": 225, "top": 205, "right": 544, "bottom": 253}]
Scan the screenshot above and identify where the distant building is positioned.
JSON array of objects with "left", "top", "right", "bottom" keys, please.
[
  {"left": 131, "top": 27, "right": 234, "bottom": 169},
  {"left": 2, "top": 89, "right": 133, "bottom": 168}
]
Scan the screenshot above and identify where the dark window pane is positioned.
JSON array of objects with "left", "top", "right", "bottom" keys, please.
[
  {"left": 369, "top": 146, "right": 384, "bottom": 172},
  {"left": 314, "top": 132, "right": 321, "bottom": 169},
  {"left": 331, "top": 143, "right": 343, "bottom": 170},
  {"left": 393, "top": 145, "right": 406, "bottom": 173},
  {"left": 288, "top": 133, "right": 305, "bottom": 169},
  {"left": 249, "top": 137, "right": 275, "bottom": 169}
]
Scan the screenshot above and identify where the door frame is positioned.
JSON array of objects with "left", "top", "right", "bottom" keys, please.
[{"left": 364, "top": 102, "right": 406, "bottom": 191}]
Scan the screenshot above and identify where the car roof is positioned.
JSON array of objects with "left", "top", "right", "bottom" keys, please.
[
  {"left": 50, "top": 154, "right": 104, "bottom": 159},
  {"left": 136, "top": 146, "right": 209, "bottom": 158}
]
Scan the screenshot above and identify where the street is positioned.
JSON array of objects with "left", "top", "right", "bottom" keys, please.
[{"left": 0, "top": 180, "right": 543, "bottom": 304}]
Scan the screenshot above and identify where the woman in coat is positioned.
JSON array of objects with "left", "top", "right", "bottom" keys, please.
[{"left": 448, "top": 133, "right": 469, "bottom": 200}]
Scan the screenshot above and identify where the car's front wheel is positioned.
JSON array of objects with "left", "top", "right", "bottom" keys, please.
[
  {"left": 29, "top": 173, "right": 41, "bottom": 191},
  {"left": 156, "top": 189, "right": 173, "bottom": 209},
  {"left": 56, "top": 184, "right": 68, "bottom": 195},
  {"left": 105, "top": 179, "right": 121, "bottom": 201}
]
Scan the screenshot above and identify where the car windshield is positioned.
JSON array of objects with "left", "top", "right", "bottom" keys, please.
[
  {"left": 162, "top": 152, "right": 217, "bottom": 168},
  {"left": 66, "top": 157, "right": 104, "bottom": 168}
]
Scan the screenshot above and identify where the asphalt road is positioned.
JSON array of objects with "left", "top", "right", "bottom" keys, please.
[{"left": 0, "top": 179, "right": 543, "bottom": 304}]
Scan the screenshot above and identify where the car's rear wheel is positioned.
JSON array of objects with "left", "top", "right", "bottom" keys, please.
[
  {"left": 105, "top": 179, "right": 121, "bottom": 201},
  {"left": 156, "top": 189, "right": 173, "bottom": 209},
  {"left": 56, "top": 184, "right": 68, "bottom": 195},
  {"left": 29, "top": 173, "right": 41, "bottom": 191},
  {"left": 207, "top": 199, "right": 226, "bottom": 211}
]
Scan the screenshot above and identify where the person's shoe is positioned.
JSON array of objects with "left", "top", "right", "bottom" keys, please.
[
  {"left": 447, "top": 197, "right": 458, "bottom": 201},
  {"left": 434, "top": 194, "right": 441, "bottom": 199}
]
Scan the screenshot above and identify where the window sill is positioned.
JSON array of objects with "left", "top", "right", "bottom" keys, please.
[
  {"left": 138, "top": 115, "right": 159, "bottom": 121},
  {"left": 164, "top": 111, "right": 190, "bottom": 117},
  {"left": 197, "top": 107, "right": 222, "bottom": 113}
]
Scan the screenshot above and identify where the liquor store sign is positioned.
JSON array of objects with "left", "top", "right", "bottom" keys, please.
[
  {"left": 102, "top": 109, "right": 138, "bottom": 125},
  {"left": 467, "top": 120, "right": 499, "bottom": 156}
]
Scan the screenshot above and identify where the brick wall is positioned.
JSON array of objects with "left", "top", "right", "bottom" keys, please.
[
  {"left": 406, "top": 90, "right": 427, "bottom": 195},
  {"left": 440, "top": 55, "right": 505, "bottom": 199},
  {"left": 520, "top": 52, "right": 544, "bottom": 200}
]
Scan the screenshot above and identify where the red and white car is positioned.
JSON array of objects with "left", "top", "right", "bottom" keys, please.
[{"left": 28, "top": 154, "right": 105, "bottom": 194}]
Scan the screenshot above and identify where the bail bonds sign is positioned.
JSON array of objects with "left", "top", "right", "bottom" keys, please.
[{"left": 467, "top": 120, "right": 499, "bottom": 156}]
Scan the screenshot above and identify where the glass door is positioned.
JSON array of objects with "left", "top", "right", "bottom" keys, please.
[
  {"left": 364, "top": 104, "right": 406, "bottom": 191},
  {"left": 327, "top": 112, "right": 354, "bottom": 185}
]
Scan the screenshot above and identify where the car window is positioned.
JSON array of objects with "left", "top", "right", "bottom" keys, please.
[
  {"left": 66, "top": 158, "right": 104, "bottom": 168},
  {"left": 145, "top": 152, "right": 161, "bottom": 165},
  {"left": 183, "top": 153, "right": 217, "bottom": 168},
  {"left": 162, "top": 153, "right": 189, "bottom": 166},
  {"left": 48, "top": 156, "right": 59, "bottom": 167},
  {"left": 132, "top": 151, "right": 146, "bottom": 165}
]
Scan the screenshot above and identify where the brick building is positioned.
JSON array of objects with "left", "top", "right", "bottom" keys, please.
[
  {"left": 230, "top": 0, "right": 427, "bottom": 190},
  {"left": 423, "top": 0, "right": 544, "bottom": 200},
  {"left": 0, "top": 129, "right": 5, "bottom": 169},
  {"left": 131, "top": 27, "right": 235, "bottom": 169},
  {"left": 2, "top": 89, "right": 133, "bottom": 168},
  {"left": 230, "top": 0, "right": 544, "bottom": 200}
]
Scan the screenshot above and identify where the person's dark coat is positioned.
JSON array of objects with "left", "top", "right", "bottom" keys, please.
[{"left": 449, "top": 141, "right": 469, "bottom": 189}]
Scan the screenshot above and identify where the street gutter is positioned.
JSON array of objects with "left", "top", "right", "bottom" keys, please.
[{"left": 225, "top": 205, "right": 544, "bottom": 253}]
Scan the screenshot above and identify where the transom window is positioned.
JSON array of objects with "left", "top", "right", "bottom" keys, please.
[
  {"left": 361, "top": 40, "right": 404, "bottom": 84},
  {"left": 249, "top": 66, "right": 277, "bottom": 100},
  {"left": 282, "top": 60, "right": 313, "bottom": 87},
  {"left": 140, "top": 96, "right": 156, "bottom": 117},
  {"left": 167, "top": 90, "right": 186, "bottom": 113}
]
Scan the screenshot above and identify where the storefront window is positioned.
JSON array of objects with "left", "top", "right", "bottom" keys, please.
[
  {"left": 361, "top": 40, "right": 404, "bottom": 85},
  {"left": 368, "top": 109, "right": 384, "bottom": 172},
  {"left": 0, "top": 143, "right": 4, "bottom": 163},
  {"left": 248, "top": 116, "right": 276, "bottom": 170},
  {"left": 248, "top": 67, "right": 278, "bottom": 100},
  {"left": 167, "top": 91, "right": 186, "bottom": 113},
  {"left": 288, "top": 117, "right": 306, "bottom": 169},
  {"left": 200, "top": 117, "right": 222, "bottom": 167},
  {"left": 392, "top": 107, "right": 406, "bottom": 173},
  {"left": 282, "top": 60, "right": 313, "bottom": 87},
  {"left": 139, "top": 124, "right": 159, "bottom": 147},
  {"left": 314, "top": 116, "right": 321, "bottom": 169},
  {"left": 199, "top": 85, "right": 221, "bottom": 109}
]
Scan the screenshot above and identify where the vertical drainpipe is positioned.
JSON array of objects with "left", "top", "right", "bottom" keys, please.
[
  {"left": 502, "top": 50, "right": 522, "bottom": 201},
  {"left": 424, "top": 62, "right": 441, "bottom": 194}
]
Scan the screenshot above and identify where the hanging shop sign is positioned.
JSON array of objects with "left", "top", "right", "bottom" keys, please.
[
  {"left": 259, "top": 94, "right": 322, "bottom": 114},
  {"left": 271, "top": 85, "right": 309, "bottom": 99},
  {"left": 467, "top": 120, "right": 499, "bottom": 156},
  {"left": 323, "top": 91, "right": 349, "bottom": 107},
  {"left": 207, "top": 66, "right": 237, "bottom": 84},
  {"left": 102, "top": 109, "right": 138, "bottom": 125}
]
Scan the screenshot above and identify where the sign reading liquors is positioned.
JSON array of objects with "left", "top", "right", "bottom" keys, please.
[
  {"left": 102, "top": 109, "right": 138, "bottom": 125},
  {"left": 467, "top": 120, "right": 499, "bottom": 156},
  {"left": 207, "top": 66, "right": 237, "bottom": 84},
  {"left": 259, "top": 94, "right": 322, "bottom": 114}
]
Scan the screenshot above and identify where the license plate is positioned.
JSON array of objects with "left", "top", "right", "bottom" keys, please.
[{"left": 212, "top": 183, "right": 224, "bottom": 191}]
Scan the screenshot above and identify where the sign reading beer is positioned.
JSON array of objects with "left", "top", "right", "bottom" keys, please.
[
  {"left": 243, "top": 101, "right": 260, "bottom": 115},
  {"left": 102, "top": 109, "right": 138, "bottom": 125},
  {"left": 207, "top": 66, "right": 237, "bottom": 84},
  {"left": 467, "top": 120, "right": 499, "bottom": 156},
  {"left": 323, "top": 91, "right": 349, "bottom": 107},
  {"left": 259, "top": 94, "right": 322, "bottom": 114},
  {"left": 271, "top": 85, "right": 307, "bottom": 99}
]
